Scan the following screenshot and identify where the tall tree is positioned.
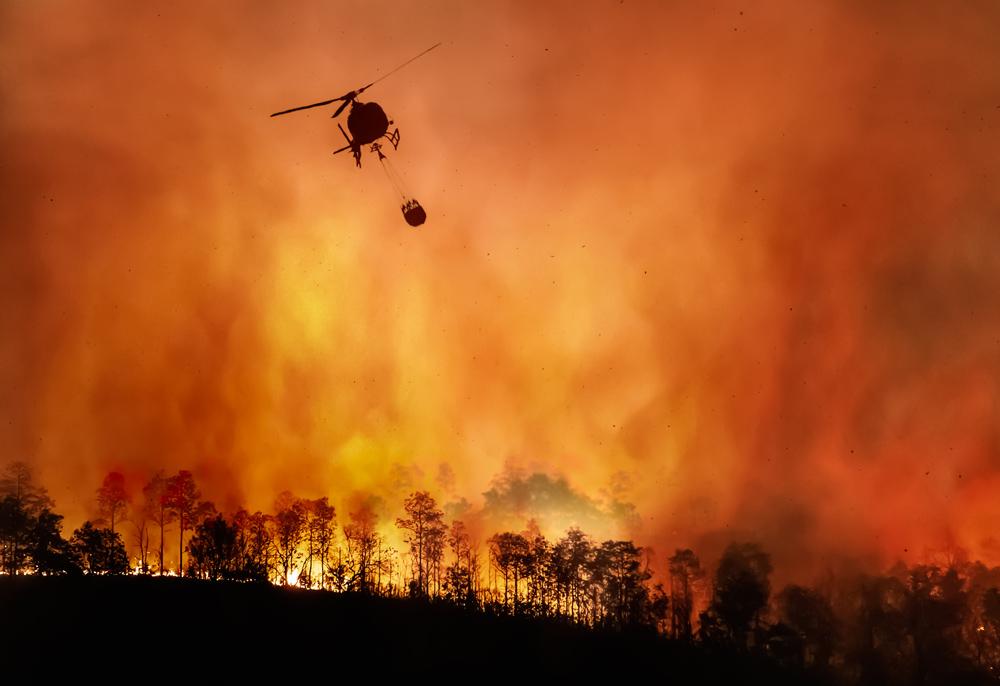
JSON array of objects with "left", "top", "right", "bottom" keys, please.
[
  {"left": 233, "top": 509, "right": 273, "bottom": 582},
  {"left": 0, "top": 461, "right": 53, "bottom": 515},
  {"left": 342, "top": 501, "right": 381, "bottom": 593},
  {"left": 488, "top": 532, "right": 530, "bottom": 613},
  {"left": 849, "top": 574, "right": 910, "bottom": 685},
  {"left": 425, "top": 519, "right": 447, "bottom": 596},
  {"left": 905, "top": 565, "right": 969, "bottom": 680},
  {"left": 0, "top": 495, "right": 31, "bottom": 575},
  {"left": 162, "top": 470, "right": 204, "bottom": 576},
  {"left": 395, "top": 491, "right": 446, "bottom": 597},
  {"left": 552, "top": 528, "right": 594, "bottom": 622},
  {"left": 271, "top": 491, "right": 307, "bottom": 585},
  {"left": 0, "top": 462, "right": 54, "bottom": 574},
  {"left": 668, "top": 548, "right": 703, "bottom": 640},
  {"left": 131, "top": 494, "right": 153, "bottom": 574},
  {"left": 96, "top": 471, "right": 130, "bottom": 535},
  {"left": 705, "top": 542, "right": 773, "bottom": 649},
  {"left": 522, "top": 520, "right": 550, "bottom": 614},
  {"left": 305, "top": 497, "right": 336, "bottom": 589},
  {"left": 143, "top": 471, "right": 174, "bottom": 575},
  {"left": 593, "top": 540, "right": 652, "bottom": 630},
  {"left": 778, "top": 584, "right": 838, "bottom": 669},
  {"left": 978, "top": 587, "right": 1000, "bottom": 673},
  {"left": 444, "top": 520, "right": 477, "bottom": 608}
]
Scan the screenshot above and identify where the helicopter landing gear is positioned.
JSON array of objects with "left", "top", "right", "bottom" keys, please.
[
  {"left": 385, "top": 128, "right": 400, "bottom": 150},
  {"left": 332, "top": 123, "right": 363, "bottom": 167}
]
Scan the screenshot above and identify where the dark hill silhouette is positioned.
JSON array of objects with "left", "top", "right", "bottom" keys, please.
[{"left": 1, "top": 575, "right": 818, "bottom": 683}]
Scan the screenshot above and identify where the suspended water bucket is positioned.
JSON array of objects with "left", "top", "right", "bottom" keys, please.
[{"left": 401, "top": 198, "right": 426, "bottom": 227}]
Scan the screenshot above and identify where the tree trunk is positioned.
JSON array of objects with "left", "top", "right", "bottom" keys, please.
[
  {"left": 178, "top": 514, "right": 184, "bottom": 577},
  {"left": 158, "top": 510, "right": 165, "bottom": 576}
]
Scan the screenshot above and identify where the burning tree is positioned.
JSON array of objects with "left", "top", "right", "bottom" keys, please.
[
  {"left": 162, "top": 470, "right": 212, "bottom": 576},
  {"left": 668, "top": 548, "right": 703, "bottom": 641},
  {"left": 272, "top": 491, "right": 307, "bottom": 585},
  {"left": 342, "top": 500, "right": 382, "bottom": 593},
  {"left": 0, "top": 461, "right": 53, "bottom": 515},
  {"left": 143, "top": 471, "right": 174, "bottom": 575},
  {"left": 187, "top": 514, "right": 240, "bottom": 580},
  {"left": 0, "top": 461, "right": 57, "bottom": 575},
  {"left": 593, "top": 540, "right": 652, "bottom": 630},
  {"left": 304, "top": 497, "right": 336, "bottom": 588},
  {"left": 233, "top": 509, "right": 274, "bottom": 582},
  {"left": 96, "top": 471, "right": 130, "bottom": 536},
  {"left": 488, "top": 531, "right": 531, "bottom": 613},
  {"left": 701, "top": 542, "right": 773, "bottom": 650},
  {"left": 551, "top": 527, "right": 594, "bottom": 622},
  {"left": 395, "top": 491, "right": 446, "bottom": 597},
  {"left": 71, "top": 521, "right": 128, "bottom": 575},
  {"left": 444, "top": 520, "right": 478, "bottom": 608}
]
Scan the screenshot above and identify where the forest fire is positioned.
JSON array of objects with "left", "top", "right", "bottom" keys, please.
[
  {"left": 5, "top": 458, "right": 1000, "bottom": 682},
  {"left": 1, "top": 0, "right": 999, "bottom": 682},
  {"left": 2, "top": 0, "right": 999, "bottom": 576}
]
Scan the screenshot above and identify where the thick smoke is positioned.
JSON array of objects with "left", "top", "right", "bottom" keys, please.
[{"left": 1, "top": 1, "right": 998, "bottom": 581}]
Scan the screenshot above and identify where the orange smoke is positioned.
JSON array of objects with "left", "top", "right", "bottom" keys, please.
[{"left": 1, "top": 1, "right": 999, "bottom": 581}]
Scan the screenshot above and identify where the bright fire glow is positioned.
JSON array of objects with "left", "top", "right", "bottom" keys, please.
[{"left": 1, "top": 2, "right": 999, "bottom": 584}]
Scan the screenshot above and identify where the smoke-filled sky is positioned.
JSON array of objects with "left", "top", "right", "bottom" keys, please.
[{"left": 2, "top": 1, "right": 999, "bottom": 580}]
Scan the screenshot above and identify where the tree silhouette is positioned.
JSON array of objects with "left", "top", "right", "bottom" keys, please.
[
  {"left": 850, "top": 574, "right": 911, "bottom": 685},
  {"left": 425, "top": 517, "right": 447, "bottom": 596},
  {"left": 552, "top": 527, "right": 593, "bottom": 622},
  {"left": 668, "top": 548, "right": 703, "bottom": 641},
  {"left": 523, "top": 522, "right": 551, "bottom": 614},
  {"left": 27, "top": 507, "right": 79, "bottom": 575},
  {"left": 0, "top": 461, "right": 53, "bottom": 515},
  {"left": 304, "top": 497, "right": 336, "bottom": 589},
  {"left": 905, "top": 565, "right": 969, "bottom": 681},
  {"left": 187, "top": 513, "right": 239, "bottom": 580},
  {"left": 444, "top": 520, "right": 477, "bottom": 608},
  {"left": 130, "top": 494, "right": 153, "bottom": 574},
  {"left": 593, "top": 540, "right": 652, "bottom": 630},
  {"left": 0, "top": 495, "right": 31, "bottom": 574},
  {"left": 96, "top": 471, "right": 130, "bottom": 536},
  {"left": 703, "top": 542, "right": 773, "bottom": 650},
  {"left": 342, "top": 501, "right": 381, "bottom": 593},
  {"left": 777, "top": 584, "right": 838, "bottom": 669},
  {"left": 233, "top": 509, "right": 274, "bottom": 582},
  {"left": 395, "top": 491, "right": 446, "bottom": 597},
  {"left": 14, "top": 462, "right": 1000, "bottom": 684},
  {"left": 162, "top": 471, "right": 206, "bottom": 576},
  {"left": 71, "top": 521, "right": 128, "bottom": 574},
  {"left": 488, "top": 532, "right": 530, "bottom": 613},
  {"left": 978, "top": 587, "right": 1000, "bottom": 673},
  {"left": 143, "top": 471, "right": 174, "bottom": 575},
  {"left": 272, "top": 491, "right": 307, "bottom": 585}
]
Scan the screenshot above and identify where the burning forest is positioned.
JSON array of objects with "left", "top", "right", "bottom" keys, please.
[
  {"left": 4, "top": 459, "right": 1000, "bottom": 683},
  {"left": 2, "top": 0, "right": 999, "bottom": 683}
]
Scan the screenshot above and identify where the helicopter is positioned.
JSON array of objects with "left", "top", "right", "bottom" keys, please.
[{"left": 270, "top": 43, "right": 440, "bottom": 226}]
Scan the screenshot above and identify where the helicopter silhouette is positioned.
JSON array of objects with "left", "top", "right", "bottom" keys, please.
[
  {"left": 270, "top": 43, "right": 439, "bottom": 168},
  {"left": 270, "top": 43, "right": 439, "bottom": 227}
]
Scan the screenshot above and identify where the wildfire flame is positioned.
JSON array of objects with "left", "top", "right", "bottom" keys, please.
[{"left": 1, "top": 1, "right": 999, "bottom": 584}]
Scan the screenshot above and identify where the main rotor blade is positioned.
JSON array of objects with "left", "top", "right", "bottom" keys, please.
[
  {"left": 270, "top": 96, "right": 344, "bottom": 117},
  {"left": 359, "top": 42, "right": 442, "bottom": 93},
  {"left": 270, "top": 43, "right": 440, "bottom": 118},
  {"left": 331, "top": 98, "right": 352, "bottom": 118}
]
